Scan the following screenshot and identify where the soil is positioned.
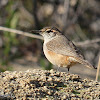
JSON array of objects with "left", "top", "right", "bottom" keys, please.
[{"left": 0, "top": 69, "right": 100, "bottom": 100}]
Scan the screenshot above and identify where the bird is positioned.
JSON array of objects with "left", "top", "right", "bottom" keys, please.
[{"left": 31, "top": 27, "right": 96, "bottom": 72}]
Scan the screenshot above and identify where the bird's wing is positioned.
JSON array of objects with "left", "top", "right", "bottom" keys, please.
[
  {"left": 46, "top": 35, "right": 96, "bottom": 69},
  {"left": 46, "top": 35, "right": 84, "bottom": 59}
]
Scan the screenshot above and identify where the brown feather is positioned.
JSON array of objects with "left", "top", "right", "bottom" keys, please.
[
  {"left": 46, "top": 35, "right": 94, "bottom": 69},
  {"left": 46, "top": 35, "right": 84, "bottom": 59}
]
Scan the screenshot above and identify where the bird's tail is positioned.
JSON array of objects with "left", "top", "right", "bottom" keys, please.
[{"left": 75, "top": 57, "right": 96, "bottom": 69}]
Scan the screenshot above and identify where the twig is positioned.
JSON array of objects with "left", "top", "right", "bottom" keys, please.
[
  {"left": 62, "top": 0, "right": 70, "bottom": 32},
  {"left": 19, "top": 1, "right": 34, "bottom": 24},
  {"left": 62, "top": 0, "right": 70, "bottom": 26},
  {"left": 96, "top": 56, "right": 100, "bottom": 81},
  {"left": 0, "top": 26, "right": 43, "bottom": 40},
  {"left": 75, "top": 24, "right": 88, "bottom": 41},
  {"left": 76, "top": 38, "right": 100, "bottom": 46},
  {"left": 32, "top": 0, "right": 40, "bottom": 29},
  {"left": 0, "top": 26, "right": 100, "bottom": 47}
]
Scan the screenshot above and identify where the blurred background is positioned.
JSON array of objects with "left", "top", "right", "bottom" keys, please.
[{"left": 0, "top": 0, "right": 100, "bottom": 80}]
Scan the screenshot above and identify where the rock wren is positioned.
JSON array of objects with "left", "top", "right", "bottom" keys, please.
[{"left": 32, "top": 27, "right": 96, "bottom": 71}]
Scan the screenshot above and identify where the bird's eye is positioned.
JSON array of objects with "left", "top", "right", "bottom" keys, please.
[{"left": 46, "top": 30, "right": 52, "bottom": 33}]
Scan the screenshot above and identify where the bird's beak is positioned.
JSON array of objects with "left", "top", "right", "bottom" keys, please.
[{"left": 30, "top": 30, "right": 42, "bottom": 35}]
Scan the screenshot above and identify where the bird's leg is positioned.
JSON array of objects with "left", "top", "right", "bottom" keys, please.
[{"left": 67, "top": 67, "right": 70, "bottom": 74}]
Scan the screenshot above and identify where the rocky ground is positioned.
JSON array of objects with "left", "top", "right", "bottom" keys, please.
[{"left": 0, "top": 69, "right": 100, "bottom": 100}]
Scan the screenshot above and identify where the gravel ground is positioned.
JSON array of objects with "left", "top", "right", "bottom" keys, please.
[{"left": 0, "top": 69, "right": 100, "bottom": 100}]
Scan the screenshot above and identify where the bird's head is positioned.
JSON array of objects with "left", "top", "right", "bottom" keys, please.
[{"left": 31, "top": 27, "right": 61, "bottom": 41}]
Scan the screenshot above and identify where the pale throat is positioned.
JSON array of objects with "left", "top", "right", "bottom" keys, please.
[{"left": 43, "top": 33, "right": 55, "bottom": 43}]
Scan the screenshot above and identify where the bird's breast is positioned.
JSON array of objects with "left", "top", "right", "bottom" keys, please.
[{"left": 43, "top": 43, "right": 72, "bottom": 67}]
